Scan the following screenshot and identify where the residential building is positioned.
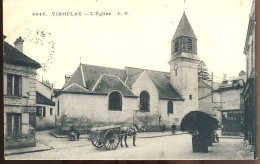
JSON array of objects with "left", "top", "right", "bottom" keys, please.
[
  {"left": 3, "top": 36, "right": 41, "bottom": 149},
  {"left": 242, "top": 0, "right": 256, "bottom": 157},
  {"left": 214, "top": 78, "right": 245, "bottom": 136},
  {"left": 36, "top": 80, "right": 56, "bottom": 130}
]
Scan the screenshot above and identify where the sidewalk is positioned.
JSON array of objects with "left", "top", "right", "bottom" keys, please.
[
  {"left": 5, "top": 142, "right": 52, "bottom": 156},
  {"left": 216, "top": 129, "right": 244, "bottom": 139}
]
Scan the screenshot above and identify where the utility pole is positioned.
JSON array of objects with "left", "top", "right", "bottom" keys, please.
[{"left": 211, "top": 72, "right": 213, "bottom": 102}]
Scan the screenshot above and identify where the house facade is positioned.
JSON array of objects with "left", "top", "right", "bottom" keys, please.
[
  {"left": 54, "top": 12, "right": 200, "bottom": 133},
  {"left": 3, "top": 36, "right": 41, "bottom": 149},
  {"left": 215, "top": 79, "right": 245, "bottom": 136},
  {"left": 242, "top": 0, "right": 256, "bottom": 157},
  {"left": 36, "top": 80, "right": 56, "bottom": 130}
]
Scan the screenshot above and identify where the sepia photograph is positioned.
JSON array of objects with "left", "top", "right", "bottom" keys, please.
[{"left": 3, "top": 0, "right": 256, "bottom": 160}]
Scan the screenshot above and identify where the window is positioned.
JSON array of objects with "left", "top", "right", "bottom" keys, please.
[
  {"left": 6, "top": 113, "right": 22, "bottom": 137},
  {"left": 50, "top": 108, "right": 53, "bottom": 116},
  {"left": 7, "top": 74, "right": 22, "bottom": 96},
  {"left": 108, "top": 91, "right": 122, "bottom": 111},
  {"left": 188, "top": 38, "right": 192, "bottom": 51},
  {"left": 189, "top": 95, "right": 192, "bottom": 100},
  {"left": 175, "top": 40, "right": 179, "bottom": 52},
  {"left": 167, "top": 101, "right": 173, "bottom": 114},
  {"left": 36, "top": 106, "right": 42, "bottom": 116},
  {"left": 36, "top": 106, "right": 46, "bottom": 117},
  {"left": 140, "top": 91, "right": 150, "bottom": 112}
]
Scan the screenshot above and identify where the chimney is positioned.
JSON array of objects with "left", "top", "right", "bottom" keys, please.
[
  {"left": 222, "top": 74, "right": 228, "bottom": 84},
  {"left": 65, "top": 75, "right": 72, "bottom": 84},
  {"left": 14, "top": 36, "right": 24, "bottom": 53},
  {"left": 3, "top": 35, "right": 6, "bottom": 40},
  {"left": 239, "top": 70, "right": 246, "bottom": 77}
]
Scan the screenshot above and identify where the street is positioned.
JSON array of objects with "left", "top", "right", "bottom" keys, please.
[{"left": 5, "top": 130, "right": 253, "bottom": 160}]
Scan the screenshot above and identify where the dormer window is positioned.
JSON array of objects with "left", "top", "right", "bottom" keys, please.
[{"left": 188, "top": 38, "right": 192, "bottom": 51}]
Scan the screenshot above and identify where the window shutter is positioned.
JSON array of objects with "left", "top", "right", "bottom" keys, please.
[
  {"left": 4, "top": 73, "right": 7, "bottom": 95},
  {"left": 22, "top": 77, "right": 30, "bottom": 97},
  {"left": 21, "top": 113, "right": 29, "bottom": 135},
  {"left": 43, "top": 107, "right": 46, "bottom": 117}
]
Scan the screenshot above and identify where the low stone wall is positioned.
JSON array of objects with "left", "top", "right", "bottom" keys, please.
[
  {"left": 4, "top": 128, "right": 36, "bottom": 150},
  {"left": 55, "top": 114, "right": 181, "bottom": 134}
]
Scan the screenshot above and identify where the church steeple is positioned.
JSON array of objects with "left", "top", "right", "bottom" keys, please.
[
  {"left": 171, "top": 12, "right": 197, "bottom": 56},
  {"left": 172, "top": 12, "right": 197, "bottom": 40},
  {"left": 168, "top": 10, "right": 200, "bottom": 119}
]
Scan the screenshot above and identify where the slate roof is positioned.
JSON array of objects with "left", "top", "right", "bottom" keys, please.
[
  {"left": 172, "top": 12, "right": 197, "bottom": 40},
  {"left": 92, "top": 74, "right": 136, "bottom": 97},
  {"left": 125, "top": 67, "right": 183, "bottom": 100},
  {"left": 63, "top": 83, "right": 90, "bottom": 93},
  {"left": 3, "top": 41, "right": 41, "bottom": 68},
  {"left": 60, "top": 64, "right": 183, "bottom": 100},
  {"left": 217, "top": 79, "right": 245, "bottom": 91},
  {"left": 36, "top": 92, "right": 55, "bottom": 106}
]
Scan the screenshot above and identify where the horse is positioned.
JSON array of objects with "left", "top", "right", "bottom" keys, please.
[{"left": 120, "top": 123, "right": 145, "bottom": 147}]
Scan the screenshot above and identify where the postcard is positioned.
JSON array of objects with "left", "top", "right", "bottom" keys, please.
[{"left": 3, "top": 0, "right": 256, "bottom": 160}]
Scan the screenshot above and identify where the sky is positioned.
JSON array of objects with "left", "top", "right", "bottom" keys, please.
[{"left": 3, "top": 0, "right": 253, "bottom": 88}]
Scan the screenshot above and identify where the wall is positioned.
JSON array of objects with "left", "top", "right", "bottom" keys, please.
[
  {"left": 131, "top": 71, "right": 162, "bottom": 130},
  {"left": 55, "top": 92, "right": 138, "bottom": 133},
  {"left": 131, "top": 71, "right": 159, "bottom": 114},
  {"left": 4, "top": 62, "right": 37, "bottom": 149},
  {"left": 36, "top": 105, "right": 55, "bottom": 130},
  {"left": 36, "top": 81, "right": 52, "bottom": 99},
  {"left": 198, "top": 80, "right": 214, "bottom": 115},
  {"left": 170, "top": 54, "right": 199, "bottom": 122},
  {"left": 220, "top": 89, "right": 243, "bottom": 110},
  {"left": 158, "top": 100, "right": 184, "bottom": 126}
]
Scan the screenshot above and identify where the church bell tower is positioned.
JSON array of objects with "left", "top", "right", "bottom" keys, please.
[{"left": 169, "top": 12, "right": 200, "bottom": 117}]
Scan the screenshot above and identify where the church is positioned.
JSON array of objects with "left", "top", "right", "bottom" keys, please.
[{"left": 54, "top": 12, "right": 200, "bottom": 133}]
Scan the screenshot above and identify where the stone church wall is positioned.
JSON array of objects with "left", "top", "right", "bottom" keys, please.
[
  {"left": 158, "top": 100, "right": 184, "bottom": 126},
  {"left": 55, "top": 93, "right": 138, "bottom": 134}
]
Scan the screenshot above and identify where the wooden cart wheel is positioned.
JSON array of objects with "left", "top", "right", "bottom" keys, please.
[
  {"left": 91, "top": 138, "right": 104, "bottom": 148},
  {"left": 104, "top": 129, "right": 120, "bottom": 150}
]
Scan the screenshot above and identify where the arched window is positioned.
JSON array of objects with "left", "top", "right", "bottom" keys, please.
[
  {"left": 108, "top": 91, "right": 122, "bottom": 111},
  {"left": 167, "top": 101, "right": 173, "bottom": 114},
  {"left": 140, "top": 91, "right": 150, "bottom": 112}
]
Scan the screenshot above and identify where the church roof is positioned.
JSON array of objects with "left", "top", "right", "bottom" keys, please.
[
  {"left": 125, "top": 67, "right": 184, "bottom": 100},
  {"left": 172, "top": 12, "right": 197, "bottom": 40},
  {"left": 92, "top": 74, "right": 136, "bottom": 97},
  {"left": 63, "top": 83, "right": 90, "bottom": 93},
  {"left": 3, "top": 41, "right": 41, "bottom": 68},
  {"left": 60, "top": 64, "right": 183, "bottom": 100}
]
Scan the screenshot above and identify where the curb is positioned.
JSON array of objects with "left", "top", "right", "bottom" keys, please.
[
  {"left": 219, "top": 136, "right": 244, "bottom": 139},
  {"left": 137, "top": 132, "right": 188, "bottom": 138},
  {"left": 5, "top": 147, "right": 52, "bottom": 156},
  {"left": 50, "top": 131, "right": 89, "bottom": 139},
  {"left": 50, "top": 131, "right": 67, "bottom": 138}
]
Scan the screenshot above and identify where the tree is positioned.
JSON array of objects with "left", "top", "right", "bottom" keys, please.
[{"left": 198, "top": 60, "right": 210, "bottom": 80}]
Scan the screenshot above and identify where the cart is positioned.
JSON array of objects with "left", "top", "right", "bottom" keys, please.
[{"left": 88, "top": 125, "right": 122, "bottom": 150}]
